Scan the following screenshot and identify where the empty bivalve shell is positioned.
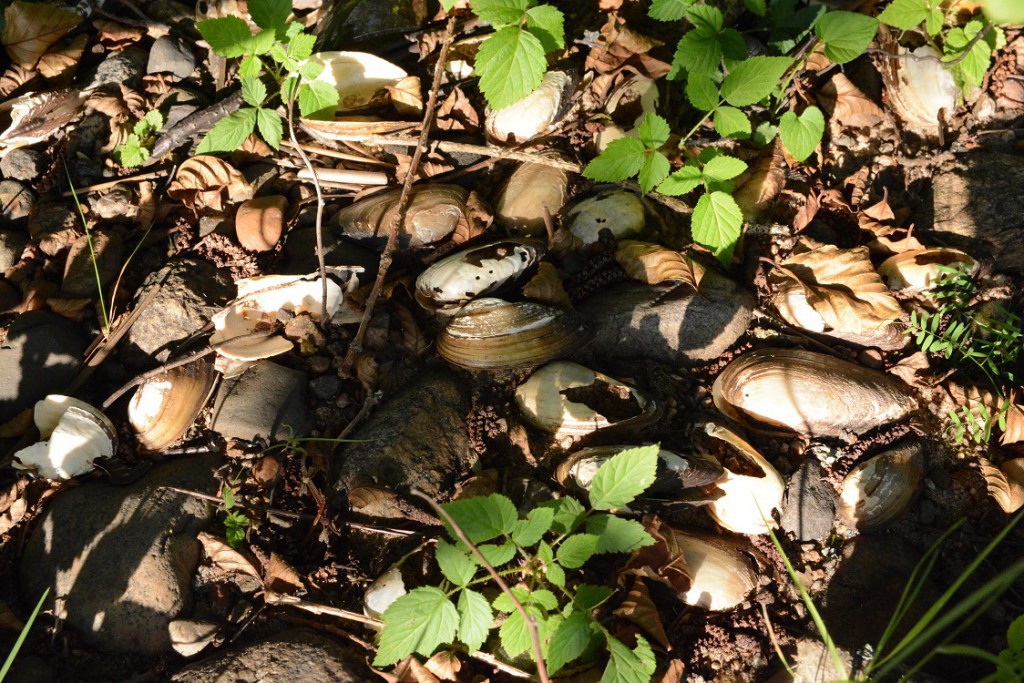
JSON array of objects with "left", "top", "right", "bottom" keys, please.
[
  {"left": 333, "top": 184, "right": 468, "bottom": 249},
  {"left": 494, "top": 160, "right": 570, "bottom": 237},
  {"left": 485, "top": 68, "right": 578, "bottom": 144},
  {"left": 878, "top": 248, "right": 976, "bottom": 293},
  {"left": 415, "top": 239, "right": 544, "bottom": 313},
  {"left": 704, "top": 423, "right": 785, "bottom": 536},
  {"left": 128, "top": 358, "right": 218, "bottom": 452},
  {"left": 662, "top": 527, "right": 758, "bottom": 611},
  {"left": 839, "top": 440, "right": 925, "bottom": 529},
  {"left": 563, "top": 189, "right": 646, "bottom": 246},
  {"left": 556, "top": 445, "right": 724, "bottom": 497}
]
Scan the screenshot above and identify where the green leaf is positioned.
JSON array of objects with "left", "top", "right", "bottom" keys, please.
[
  {"left": 574, "top": 584, "right": 614, "bottom": 611},
  {"left": 137, "top": 109, "right": 163, "bottom": 136},
  {"left": 197, "top": 17, "right": 252, "bottom": 58},
  {"left": 685, "top": 74, "right": 719, "bottom": 110},
  {"left": 532, "top": 589, "right": 559, "bottom": 611},
  {"left": 547, "top": 612, "right": 592, "bottom": 674},
  {"left": 670, "top": 30, "right": 721, "bottom": 79},
  {"left": 815, "top": 11, "right": 879, "bottom": 65},
  {"left": 692, "top": 191, "right": 743, "bottom": 265},
  {"left": 286, "top": 32, "right": 317, "bottom": 63},
  {"left": 537, "top": 541, "right": 567, "bottom": 586},
  {"left": 556, "top": 533, "right": 599, "bottom": 569},
  {"left": 587, "top": 515, "right": 656, "bottom": 554},
  {"left": 248, "top": 0, "right": 290, "bottom": 31},
  {"left": 687, "top": 4, "right": 724, "bottom": 32},
  {"left": 299, "top": 60, "right": 323, "bottom": 81},
  {"left": 636, "top": 112, "right": 670, "bottom": 148},
  {"left": 256, "top": 108, "right": 283, "bottom": 149},
  {"left": 115, "top": 135, "right": 148, "bottom": 168},
  {"left": 713, "top": 106, "right": 751, "bottom": 138},
  {"left": 525, "top": 5, "right": 565, "bottom": 53},
  {"left": 375, "top": 587, "right": 459, "bottom": 666},
  {"left": 440, "top": 0, "right": 459, "bottom": 10},
  {"left": 779, "top": 106, "right": 825, "bottom": 162},
  {"left": 743, "top": 0, "right": 766, "bottom": 16},
  {"left": 499, "top": 607, "right": 544, "bottom": 659},
  {"left": 648, "top": 0, "right": 694, "bottom": 21},
  {"left": 538, "top": 498, "right": 587, "bottom": 535},
  {"left": 1008, "top": 615, "right": 1024, "bottom": 652},
  {"left": 436, "top": 540, "right": 478, "bottom": 586},
  {"left": 657, "top": 164, "right": 703, "bottom": 196},
  {"left": 878, "top": 0, "right": 928, "bottom": 29},
  {"left": 638, "top": 152, "right": 670, "bottom": 194},
  {"left": 752, "top": 121, "right": 778, "bottom": 146},
  {"left": 457, "top": 589, "right": 492, "bottom": 653},
  {"left": 196, "top": 108, "right": 257, "bottom": 154},
  {"left": 473, "top": 0, "right": 530, "bottom": 27},
  {"left": 477, "top": 541, "right": 517, "bottom": 567},
  {"left": 984, "top": 0, "right": 1024, "bottom": 23},
  {"left": 492, "top": 586, "right": 530, "bottom": 613},
  {"left": 443, "top": 494, "right": 518, "bottom": 544},
  {"left": 298, "top": 79, "right": 341, "bottom": 119},
  {"left": 475, "top": 26, "right": 547, "bottom": 110},
  {"left": 721, "top": 56, "right": 793, "bottom": 106},
  {"left": 924, "top": 7, "right": 943, "bottom": 36},
  {"left": 583, "top": 137, "right": 647, "bottom": 182},
  {"left": 512, "top": 507, "right": 554, "bottom": 546},
  {"left": 703, "top": 154, "right": 748, "bottom": 182},
  {"left": 239, "top": 54, "right": 263, "bottom": 79},
  {"left": 241, "top": 75, "right": 267, "bottom": 107},
  {"left": 247, "top": 28, "right": 276, "bottom": 55},
  {"left": 600, "top": 635, "right": 657, "bottom": 683},
  {"left": 588, "top": 444, "right": 660, "bottom": 510},
  {"left": 495, "top": 587, "right": 559, "bottom": 613}
]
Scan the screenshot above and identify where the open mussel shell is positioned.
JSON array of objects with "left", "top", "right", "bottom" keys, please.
[
  {"left": 363, "top": 566, "right": 407, "bottom": 622},
  {"left": 14, "top": 396, "right": 117, "bottom": 480},
  {"left": 128, "top": 358, "right": 218, "bottom": 453},
  {"left": 485, "top": 68, "right": 578, "bottom": 145},
  {"left": 438, "top": 298, "right": 590, "bottom": 370},
  {"left": 301, "top": 51, "right": 409, "bottom": 115},
  {"left": 333, "top": 184, "right": 468, "bottom": 250},
  {"left": 494, "top": 159, "right": 570, "bottom": 237},
  {"left": 515, "top": 361, "right": 656, "bottom": 439},
  {"left": 878, "top": 36, "right": 957, "bottom": 139},
  {"left": 563, "top": 189, "right": 646, "bottom": 246},
  {"left": 703, "top": 423, "right": 785, "bottom": 535},
  {"left": 415, "top": 239, "right": 545, "bottom": 313},
  {"left": 556, "top": 445, "right": 724, "bottom": 497},
  {"left": 877, "top": 248, "right": 977, "bottom": 293},
  {"left": 839, "top": 440, "right": 926, "bottom": 529},
  {"left": 713, "top": 348, "right": 917, "bottom": 438},
  {"left": 594, "top": 73, "right": 659, "bottom": 152},
  {"left": 663, "top": 527, "right": 758, "bottom": 611}
]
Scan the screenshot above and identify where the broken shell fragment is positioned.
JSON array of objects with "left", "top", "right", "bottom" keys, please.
[
  {"left": 128, "top": 358, "right": 218, "bottom": 452},
  {"left": 364, "top": 566, "right": 407, "bottom": 621},
  {"left": 14, "top": 396, "right": 117, "bottom": 480},
  {"left": 704, "top": 423, "right": 786, "bottom": 535},
  {"left": 877, "top": 248, "right": 976, "bottom": 293},
  {"left": 556, "top": 445, "right": 724, "bottom": 496},
  {"left": 301, "top": 51, "right": 409, "bottom": 115},
  {"left": 594, "top": 73, "right": 660, "bottom": 152},
  {"left": 563, "top": 189, "right": 646, "bottom": 246},
  {"left": 712, "top": 348, "right": 917, "bottom": 438},
  {"left": 839, "top": 441, "right": 925, "bottom": 528},
  {"left": 515, "top": 361, "right": 655, "bottom": 439},
  {"left": 880, "top": 43, "right": 958, "bottom": 139},
  {"left": 415, "top": 240, "right": 545, "bottom": 313},
  {"left": 437, "top": 298, "right": 590, "bottom": 370},
  {"left": 665, "top": 528, "right": 758, "bottom": 611},
  {"left": 485, "top": 69, "right": 577, "bottom": 144},
  {"left": 333, "top": 185, "right": 468, "bottom": 250},
  {"left": 494, "top": 160, "right": 570, "bottom": 237}
]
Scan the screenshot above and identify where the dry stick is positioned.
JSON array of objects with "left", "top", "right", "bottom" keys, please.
[
  {"left": 866, "top": 21, "right": 996, "bottom": 67},
  {"left": 281, "top": 139, "right": 394, "bottom": 166},
  {"left": 353, "top": 136, "right": 582, "bottom": 173},
  {"left": 411, "top": 488, "right": 551, "bottom": 683},
  {"left": 342, "top": 16, "right": 459, "bottom": 375},
  {"left": 60, "top": 169, "right": 170, "bottom": 197}
]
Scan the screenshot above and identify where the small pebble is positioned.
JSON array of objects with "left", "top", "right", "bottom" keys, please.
[
  {"left": 0, "top": 180, "right": 34, "bottom": 227},
  {"left": 0, "top": 231, "right": 27, "bottom": 272},
  {"left": 0, "top": 149, "right": 45, "bottom": 181},
  {"left": 918, "top": 499, "right": 937, "bottom": 525},
  {"left": 235, "top": 195, "right": 287, "bottom": 252},
  {"left": 147, "top": 37, "right": 196, "bottom": 79},
  {"left": 306, "top": 355, "right": 331, "bottom": 375},
  {"left": 309, "top": 375, "right": 341, "bottom": 400}
]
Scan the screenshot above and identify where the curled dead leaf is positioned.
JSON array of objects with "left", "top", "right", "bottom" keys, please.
[
  {"left": 424, "top": 651, "right": 461, "bottom": 681},
  {"left": 980, "top": 458, "right": 1024, "bottom": 513},
  {"left": 733, "top": 142, "right": 785, "bottom": 218},
  {"left": 386, "top": 76, "right": 423, "bottom": 117},
  {"left": 613, "top": 577, "right": 670, "bottom": 649},
  {"left": 0, "top": 64, "right": 39, "bottom": 97},
  {"left": 624, "top": 516, "right": 692, "bottom": 596},
  {"left": 2, "top": 1, "right": 81, "bottom": 68},
  {"left": 263, "top": 552, "right": 304, "bottom": 593},
  {"left": 168, "top": 155, "right": 253, "bottom": 213},
  {"left": 435, "top": 86, "right": 479, "bottom": 132},
  {"left": 616, "top": 240, "right": 705, "bottom": 290},
  {"left": 522, "top": 262, "right": 570, "bottom": 308},
  {"left": 197, "top": 531, "right": 262, "bottom": 580},
  {"left": 819, "top": 73, "right": 884, "bottom": 128},
  {"left": 35, "top": 33, "right": 86, "bottom": 80},
  {"left": 93, "top": 19, "right": 145, "bottom": 49}
]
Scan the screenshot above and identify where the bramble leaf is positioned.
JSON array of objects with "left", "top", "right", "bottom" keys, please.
[
  {"left": 298, "top": 79, "right": 340, "bottom": 119},
  {"left": 512, "top": 507, "right": 554, "bottom": 546},
  {"left": 115, "top": 135, "right": 148, "bottom": 167},
  {"left": 457, "top": 589, "right": 492, "bottom": 653},
  {"left": 197, "top": 17, "right": 252, "bottom": 59},
  {"left": 583, "top": 137, "right": 647, "bottom": 183},
  {"left": 375, "top": 587, "right": 458, "bottom": 666},
  {"left": 658, "top": 164, "right": 703, "bottom": 196},
  {"left": 256, "top": 108, "right": 282, "bottom": 149},
  {"left": 286, "top": 32, "right": 317, "bottom": 62},
  {"left": 713, "top": 106, "right": 750, "bottom": 138},
  {"left": 779, "top": 106, "right": 824, "bottom": 162},
  {"left": 525, "top": 4, "right": 565, "bottom": 53},
  {"left": 743, "top": 0, "right": 767, "bottom": 16},
  {"left": 196, "top": 108, "right": 257, "bottom": 154},
  {"left": 588, "top": 444, "right": 660, "bottom": 510},
  {"left": 670, "top": 30, "right": 721, "bottom": 78},
  {"left": 587, "top": 514, "right": 656, "bottom": 554},
  {"left": 648, "top": 0, "right": 694, "bottom": 22},
  {"left": 473, "top": 0, "right": 530, "bottom": 27},
  {"left": 815, "top": 11, "right": 879, "bottom": 65},
  {"left": 556, "top": 533, "right": 599, "bottom": 569},
  {"left": 247, "top": 28, "right": 275, "bottom": 55},
  {"left": 721, "top": 56, "right": 792, "bottom": 106},
  {"left": 685, "top": 75, "right": 719, "bottom": 111},
  {"left": 692, "top": 191, "right": 743, "bottom": 265},
  {"left": 574, "top": 584, "right": 614, "bottom": 611},
  {"left": 878, "top": 0, "right": 928, "bottom": 30},
  {"left": 241, "top": 75, "right": 267, "bottom": 107},
  {"left": 477, "top": 541, "right": 517, "bottom": 567},
  {"left": 239, "top": 54, "right": 262, "bottom": 79},
  {"left": 702, "top": 154, "right": 748, "bottom": 182},
  {"left": 547, "top": 611, "right": 592, "bottom": 674},
  {"left": 600, "top": 634, "right": 657, "bottom": 683},
  {"left": 443, "top": 494, "right": 518, "bottom": 544},
  {"left": 636, "top": 112, "right": 670, "bottom": 148},
  {"left": 248, "top": 0, "right": 290, "bottom": 32},
  {"left": 985, "top": 0, "right": 1024, "bottom": 23},
  {"left": 499, "top": 606, "right": 545, "bottom": 658},
  {"left": 436, "top": 540, "right": 478, "bottom": 586},
  {"left": 475, "top": 26, "right": 546, "bottom": 110},
  {"left": 638, "top": 151, "right": 670, "bottom": 194},
  {"left": 539, "top": 497, "right": 587, "bottom": 535}
]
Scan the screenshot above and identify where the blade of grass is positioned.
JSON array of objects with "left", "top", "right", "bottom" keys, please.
[
  {"left": 63, "top": 162, "right": 111, "bottom": 333},
  {"left": 0, "top": 587, "right": 50, "bottom": 680},
  {"left": 937, "top": 644, "right": 1020, "bottom": 681}
]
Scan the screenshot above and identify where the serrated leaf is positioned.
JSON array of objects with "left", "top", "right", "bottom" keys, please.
[
  {"left": 753, "top": 121, "right": 778, "bottom": 146},
  {"left": 248, "top": 0, "right": 290, "bottom": 31},
  {"left": 473, "top": 0, "right": 530, "bottom": 27},
  {"left": 703, "top": 154, "right": 748, "bottom": 182},
  {"left": 687, "top": 4, "right": 724, "bottom": 32},
  {"left": 286, "top": 31, "right": 316, "bottom": 62},
  {"left": 196, "top": 107, "right": 257, "bottom": 154},
  {"left": 457, "top": 589, "right": 492, "bottom": 653},
  {"left": 658, "top": 164, "right": 704, "bottom": 196},
  {"left": 241, "top": 75, "right": 267, "bottom": 107},
  {"left": 512, "top": 507, "right": 554, "bottom": 546},
  {"left": 556, "top": 533, "right": 599, "bottom": 569},
  {"left": 878, "top": 0, "right": 928, "bottom": 30},
  {"left": 443, "top": 494, "right": 518, "bottom": 544},
  {"left": 649, "top": 0, "right": 694, "bottom": 21},
  {"left": 247, "top": 28, "right": 275, "bottom": 55},
  {"left": 779, "top": 106, "right": 824, "bottom": 162},
  {"left": 436, "top": 540, "right": 478, "bottom": 586},
  {"left": 499, "top": 607, "right": 542, "bottom": 659},
  {"left": 546, "top": 611, "right": 592, "bottom": 674},
  {"left": 477, "top": 541, "right": 517, "bottom": 567},
  {"left": 256, "top": 108, "right": 282, "bottom": 149},
  {"left": 375, "top": 587, "right": 459, "bottom": 666},
  {"left": 583, "top": 137, "right": 647, "bottom": 182},
  {"left": 670, "top": 30, "right": 721, "bottom": 79},
  {"left": 539, "top": 498, "right": 587, "bottom": 535},
  {"left": 574, "top": 584, "right": 614, "bottom": 611},
  {"left": 636, "top": 112, "right": 670, "bottom": 148},
  {"left": 638, "top": 152, "right": 670, "bottom": 194},
  {"left": 925, "top": 7, "right": 943, "bottom": 36},
  {"left": 713, "top": 106, "right": 751, "bottom": 138},
  {"left": 239, "top": 54, "right": 263, "bottom": 79},
  {"left": 475, "top": 26, "right": 546, "bottom": 110},
  {"left": 1008, "top": 614, "right": 1024, "bottom": 652},
  {"left": 985, "top": 0, "right": 1024, "bottom": 23},
  {"left": 197, "top": 17, "right": 252, "bottom": 59},
  {"left": 588, "top": 444, "right": 660, "bottom": 510},
  {"left": 685, "top": 74, "right": 719, "bottom": 110},
  {"left": 692, "top": 191, "right": 743, "bottom": 265},
  {"left": 493, "top": 586, "right": 530, "bottom": 613},
  {"left": 743, "top": 0, "right": 767, "bottom": 16},
  {"left": 139, "top": 109, "right": 163, "bottom": 135},
  {"left": 546, "top": 560, "right": 566, "bottom": 587},
  {"left": 815, "top": 11, "right": 879, "bottom": 65},
  {"left": 721, "top": 56, "right": 793, "bottom": 106},
  {"left": 600, "top": 635, "right": 657, "bottom": 683},
  {"left": 114, "top": 135, "right": 148, "bottom": 168},
  {"left": 299, "top": 60, "right": 323, "bottom": 81},
  {"left": 532, "top": 589, "right": 560, "bottom": 611},
  {"left": 525, "top": 5, "right": 564, "bottom": 53},
  {"left": 298, "top": 79, "right": 340, "bottom": 119},
  {"left": 587, "top": 515, "right": 656, "bottom": 554}
]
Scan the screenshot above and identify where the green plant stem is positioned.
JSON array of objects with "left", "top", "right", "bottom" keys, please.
[
  {"left": 64, "top": 163, "right": 111, "bottom": 333},
  {"left": 0, "top": 587, "right": 50, "bottom": 680}
]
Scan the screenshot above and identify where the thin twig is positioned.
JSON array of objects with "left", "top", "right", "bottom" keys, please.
[
  {"left": 866, "top": 22, "right": 995, "bottom": 67},
  {"left": 411, "top": 488, "right": 550, "bottom": 683},
  {"left": 60, "top": 169, "right": 171, "bottom": 197},
  {"left": 342, "top": 16, "right": 459, "bottom": 375},
  {"left": 264, "top": 592, "right": 383, "bottom": 627},
  {"left": 281, "top": 139, "right": 394, "bottom": 166},
  {"left": 338, "top": 391, "right": 381, "bottom": 440}
]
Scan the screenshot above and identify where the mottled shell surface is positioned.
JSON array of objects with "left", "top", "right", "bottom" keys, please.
[
  {"left": 839, "top": 441, "right": 926, "bottom": 528},
  {"left": 494, "top": 161, "right": 570, "bottom": 236},
  {"left": 556, "top": 445, "right": 724, "bottom": 495},
  {"left": 333, "top": 185, "right": 468, "bottom": 249},
  {"left": 302, "top": 52, "right": 408, "bottom": 113},
  {"left": 563, "top": 189, "right": 646, "bottom": 245},
  {"left": 878, "top": 248, "right": 976, "bottom": 292},
  {"left": 712, "top": 348, "right": 917, "bottom": 437},
  {"left": 415, "top": 240, "right": 544, "bottom": 313},
  {"left": 485, "top": 69, "right": 577, "bottom": 144},
  {"left": 438, "top": 298, "right": 590, "bottom": 370},
  {"left": 663, "top": 528, "right": 758, "bottom": 611},
  {"left": 128, "top": 358, "right": 218, "bottom": 452},
  {"left": 704, "top": 423, "right": 786, "bottom": 535},
  {"left": 881, "top": 44, "right": 958, "bottom": 139}
]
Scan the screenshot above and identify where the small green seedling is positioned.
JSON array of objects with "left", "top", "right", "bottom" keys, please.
[
  {"left": 114, "top": 110, "right": 164, "bottom": 168},
  {"left": 217, "top": 485, "right": 250, "bottom": 549}
]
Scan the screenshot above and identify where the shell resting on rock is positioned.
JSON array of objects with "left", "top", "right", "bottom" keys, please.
[
  {"left": 128, "top": 358, "right": 219, "bottom": 453},
  {"left": 839, "top": 440, "right": 926, "bottom": 529}
]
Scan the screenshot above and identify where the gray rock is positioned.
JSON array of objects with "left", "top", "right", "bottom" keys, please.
[
  {"left": 0, "top": 180, "right": 34, "bottom": 228},
  {"left": 0, "top": 312, "right": 86, "bottom": 423},
  {"left": 123, "top": 259, "right": 233, "bottom": 369},
  {"left": 0, "top": 231, "right": 27, "bottom": 272},
  {"left": 170, "top": 629, "right": 368, "bottom": 682},
  {"left": 88, "top": 185, "right": 139, "bottom": 220},
  {"left": 0, "top": 149, "right": 45, "bottom": 181},
  {"left": 148, "top": 37, "right": 195, "bottom": 79},
  {"left": 780, "top": 459, "right": 836, "bottom": 542},
  {"left": 309, "top": 375, "right": 341, "bottom": 400},
  {"left": 333, "top": 371, "right": 476, "bottom": 517},
  {"left": 20, "top": 455, "right": 220, "bottom": 655},
  {"left": 158, "top": 87, "right": 207, "bottom": 130},
  {"left": 62, "top": 231, "right": 124, "bottom": 298},
  {"left": 577, "top": 272, "right": 754, "bottom": 365},
  {"left": 28, "top": 202, "right": 79, "bottom": 257},
  {"left": 87, "top": 48, "right": 146, "bottom": 90},
  {"left": 210, "top": 361, "right": 313, "bottom": 441}
]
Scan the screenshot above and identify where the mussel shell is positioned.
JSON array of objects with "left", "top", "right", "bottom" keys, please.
[
  {"left": 438, "top": 298, "right": 590, "bottom": 370},
  {"left": 415, "top": 240, "right": 545, "bottom": 313},
  {"left": 556, "top": 445, "right": 725, "bottom": 496},
  {"left": 878, "top": 35, "right": 957, "bottom": 139},
  {"left": 839, "top": 440, "right": 926, "bottom": 528},
  {"left": 494, "top": 160, "right": 570, "bottom": 237},
  {"left": 332, "top": 185, "right": 468, "bottom": 250},
  {"left": 877, "top": 248, "right": 976, "bottom": 292},
  {"left": 712, "top": 348, "right": 917, "bottom": 438},
  {"left": 301, "top": 51, "right": 408, "bottom": 114},
  {"left": 703, "top": 423, "right": 786, "bottom": 535},
  {"left": 563, "top": 189, "right": 646, "bottom": 246},
  {"left": 485, "top": 68, "right": 578, "bottom": 144},
  {"left": 128, "top": 358, "right": 218, "bottom": 452},
  {"left": 663, "top": 528, "right": 758, "bottom": 611}
]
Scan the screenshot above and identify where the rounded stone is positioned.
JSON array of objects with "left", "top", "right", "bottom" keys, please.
[
  {"left": 0, "top": 311, "right": 86, "bottom": 423},
  {"left": 147, "top": 37, "right": 196, "bottom": 79},
  {"left": 62, "top": 231, "right": 124, "bottom": 298},
  {"left": 0, "top": 180, "right": 35, "bottom": 228},
  {"left": 0, "top": 230, "right": 28, "bottom": 272},
  {"left": 0, "top": 148, "right": 45, "bottom": 181},
  {"left": 235, "top": 195, "right": 287, "bottom": 252}
]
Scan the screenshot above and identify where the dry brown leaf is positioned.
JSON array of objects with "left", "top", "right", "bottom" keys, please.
[
  {"left": 46, "top": 297, "right": 91, "bottom": 318},
  {"left": 36, "top": 33, "right": 86, "bottom": 80},
  {"left": 168, "top": 155, "right": 253, "bottom": 213},
  {"left": 861, "top": 191, "right": 896, "bottom": 222},
  {"left": 435, "top": 86, "right": 480, "bottom": 132},
  {"left": 616, "top": 240, "right": 705, "bottom": 290},
  {"left": 522, "top": 262, "right": 571, "bottom": 308},
  {"left": 2, "top": 1, "right": 81, "bottom": 67},
  {"left": 197, "top": 531, "right": 262, "bottom": 580},
  {"left": 387, "top": 76, "right": 423, "bottom": 117},
  {"left": 624, "top": 516, "right": 692, "bottom": 596},
  {"left": 733, "top": 142, "right": 785, "bottom": 217},
  {"left": 450, "top": 190, "right": 490, "bottom": 245},
  {"left": 772, "top": 245, "right": 904, "bottom": 335},
  {"left": 980, "top": 458, "right": 1024, "bottom": 513},
  {"left": 1003, "top": 392, "right": 1024, "bottom": 445},
  {"left": 137, "top": 181, "right": 156, "bottom": 230},
  {"left": 0, "top": 63, "right": 39, "bottom": 97},
  {"left": 805, "top": 43, "right": 832, "bottom": 73},
  {"left": 660, "top": 660, "right": 687, "bottom": 683},
  {"left": 792, "top": 192, "right": 820, "bottom": 233},
  {"left": 119, "top": 84, "right": 147, "bottom": 118},
  {"left": 586, "top": 16, "right": 670, "bottom": 79},
  {"left": 613, "top": 577, "right": 670, "bottom": 649},
  {"left": 387, "top": 657, "right": 442, "bottom": 683},
  {"left": 393, "top": 302, "right": 429, "bottom": 356},
  {"left": 424, "top": 651, "right": 461, "bottom": 681},
  {"left": 819, "top": 73, "right": 884, "bottom": 128},
  {"left": 263, "top": 552, "right": 304, "bottom": 593},
  {"left": 93, "top": 18, "right": 145, "bottom": 49},
  {"left": 86, "top": 90, "right": 130, "bottom": 124}
]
